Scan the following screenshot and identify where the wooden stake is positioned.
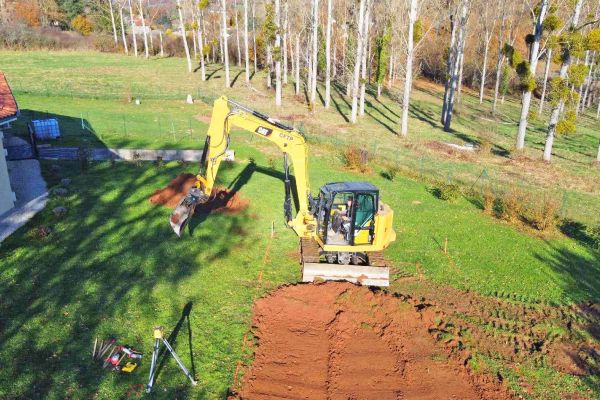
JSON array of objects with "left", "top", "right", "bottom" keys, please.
[
  {"left": 444, "top": 237, "right": 448, "bottom": 254},
  {"left": 271, "top": 221, "right": 275, "bottom": 238},
  {"left": 93, "top": 337, "right": 98, "bottom": 359}
]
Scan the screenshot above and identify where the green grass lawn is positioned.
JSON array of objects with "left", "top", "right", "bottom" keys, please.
[
  {"left": 1, "top": 136, "right": 598, "bottom": 398},
  {"left": 0, "top": 50, "right": 599, "bottom": 398}
]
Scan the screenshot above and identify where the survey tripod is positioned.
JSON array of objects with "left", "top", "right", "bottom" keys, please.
[{"left": 146, "top": 326, "right": 197, "bottom": 393}]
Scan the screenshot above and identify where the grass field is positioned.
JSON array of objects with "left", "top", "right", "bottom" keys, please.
[{"left": 0, "top": 50, "right": 599, "bottom": 399}]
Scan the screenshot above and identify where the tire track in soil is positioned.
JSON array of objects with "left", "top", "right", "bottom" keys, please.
[{"left": 234, "top": 283, "right": 509, "bottom": 400}]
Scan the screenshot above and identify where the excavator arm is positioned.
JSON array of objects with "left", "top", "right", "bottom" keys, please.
[{"left": 170, "top": 96, "right": 315, "bottom": 237}]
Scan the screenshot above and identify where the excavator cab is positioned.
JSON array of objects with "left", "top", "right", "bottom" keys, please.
[{"left": 316, "top": 182, "right": 378, "bottom": 247}]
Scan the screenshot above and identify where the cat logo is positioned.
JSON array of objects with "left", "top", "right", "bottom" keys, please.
[{"left": 256, "top": 126, "right": 273, "bottom": 136}]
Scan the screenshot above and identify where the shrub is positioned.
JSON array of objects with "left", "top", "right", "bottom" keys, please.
[
  {"left": 586, "top": 224, "right": 600, "bottom": 249},
  {"left": 381, "top": 165, "right": 400, "bottom": 181},
  {"left": 93, "top": 35, "right": 119, "bottom": 52},
  {"left": 477, "top": 131, "right": 493, "bottom": 155},
  {"left": 528, "top": 195, "right": 560, "bottom": 231},
  {"left": 71, "top": 15, "right": 94, "bottom": 36},
  {"left": 432, "top": 183, "right": 461, "bottom": 202},
  {"left": 342, "top": 146, "right": 369, "bottom": 173},
  {"left": 482, "top": 187, "right": 494, "bottom": 214},
  {"left": 495, "top": 188, "right": 527, "bottom": 223},
  {"left": 29, "top": 225, "right": 52, "bottom": 239}
]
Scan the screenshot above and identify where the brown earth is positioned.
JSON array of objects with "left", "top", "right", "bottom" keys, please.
[
  {"left": 236, "top": 282, "right": 511, "bottom": 400},
  {"left": 149, "top": 173, "right": 249, "bottom": 213},
  {"left": 393, "top": 278, "right": 600, "bottom": 387}
]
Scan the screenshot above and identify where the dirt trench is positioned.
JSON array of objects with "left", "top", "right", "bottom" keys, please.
[
  {"left": 236, "top": 283, "right": 510, "bottom": 400},
  {"left": 149, "top": 173, "right": 249, "bottom": 213}
]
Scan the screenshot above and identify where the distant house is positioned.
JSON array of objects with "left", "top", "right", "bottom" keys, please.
[
  {"left": 0, "top": 72, "right": 18, "bottom": 215},
  {"left": 132, "top": 17, "right": 152, "bottom": 35}
]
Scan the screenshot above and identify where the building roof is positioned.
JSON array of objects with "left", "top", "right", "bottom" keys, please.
[{"left": 0, "top": 72, "right": 19, "bottom": 125}]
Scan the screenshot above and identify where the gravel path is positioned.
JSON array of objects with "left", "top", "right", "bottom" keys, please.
[{"left": 0, "top": 159, "right": 47, "bottom": 243}]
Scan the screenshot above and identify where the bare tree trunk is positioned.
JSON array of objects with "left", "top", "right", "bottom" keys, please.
[
  {"left": 192, "top": 21, "right": 198, "bottom": 58},
  {"left": 235, "top": 5, "right": 242, "bottom": 67},
  {"left": 128, "top": 0, "right": 138, "bottom": 57},
  {"left": 456, "top": 47, "right": 465, "bottom": 103},
  {"left": 388, "top": 45, "right": 394, "bottom": 89},
  {"left": 310, "top": 0, "right": 319, "bottom": 106},
  {"left": 275, "top": 0, "right": 282, "bottom": 106},
  {"left": 441, "top": 12, "right": 458, "bottom": 125},
  {"left": 159, "top": 30, "right": 164, "bottom": 57},
  {"left": 492, "top": 0, "right": 508, "bottom": 114},
  {"left": 543, "top": 0, "right": 582, "bottom": 161},
  {"left": 350, "top": 0, "right": 366, "bottom": 123},
  {"left": 332, "top": 31, "right": 337, "bottom": 79},
  {"left": 252, "top": 0, "right": 257, "bottom": 72},
  {"left": 283, "top": 2, "right": 289, "bottom": 84},
  {"left": 597, "top": 139, "right": 600, "bottom": 162},
  {"left": 108, "top": 0, "right": 118, "bottom": 44},
  {"left": 119, "top": 3, "right": 129, "bottom": 54},
  {"left": 177, "top": 0, "right": 192, "bottom": 73},
  {"left": 325, "top": 0, "right": 333, "bottom": 108},
  {"left": 222, "top": 0, "right": 230, "bottom": 87},
  {"left": 479, "top": 29, "right": 491, "bottom": 104},
  {"left": 244, "top": 0, "right": 250, "bottom": 82},
  {"left": 581, "top": 58, "right": 596, "bottom": 112},
  {"left": 359, "top": 0, "right": 371, "bottom": 116},
  {"left": 516, "top": 0, "right": 548, "bottom": 151},
  {"left": 443, "top": 0, "right": 469, "bottom": 132},
  {"left": 138, "top": 0, "right": 149, "bottom": 58},
  {"left": 538, "top": 48, "right": 552, "bottom": 115},
  {"left": 401, "top": 0, "right": 418, "bottom": 136},
  {"left": 295, "top": 34, "right": 301, "bottom": 95},
  {"left": 197, "top": 8, "right": 206, "bottom": 81}
]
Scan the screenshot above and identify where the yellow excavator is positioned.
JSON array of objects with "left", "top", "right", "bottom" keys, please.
[{"left": 170, "top": 96, "right": 396, "bottom": 286}]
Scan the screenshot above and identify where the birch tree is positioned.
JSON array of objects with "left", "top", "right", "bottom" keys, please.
[
  {"left": 350, "top": 0, "right": 366, "bottom": 123},
  {"left": 515, "top": 0, "right": 549, "bottom": 151},
  {"left": 244, "top": 0, "right": 250, "bottom": 82},
  {"left": 442, "top": 0, "right": 469, "bottom": 132},
  {"left": 119, "top": 1, "right": 129, "bottom": 54},
  {"left": 275, "top": 0, "right": 283, "bottom": 106},
  {"left": 138, "top": 0, "right": 149, "bottom": 58},
  {"left": 310, "top": 0, "right": 319, "bottom": 106},
  {"left": 177, "top": 0, "right": 193, "bottom": 73},
  {"left": 543, "top": 0, "right": 592, "bottom": 161},
  {"left": 235, "top": 3, "right": 242, "bottom": 67},
  {"left": 477, "top": 0, "right": 496, "bottom": 104},
  {"left": 198, "top": 0, "right": 208, "bottom": 81},
  {"left": 401, "top": 0, "right": 418, "bottom": 136},
  {"left": 325, "top": 0, "right": 333, "bottom": 108},
  {"left": 128, "top": 0, "right": 138, "bottom": 57},
  {"left": 222, "top": 0, "right": 230, "bottom": 87},
  {"left": 108, "top": 0, "right": 118, "bottom": 44},
  {"left": 538, "top": 47, "right": 553, "bottom": 114},
  {"left": 283, "top": 1, "right": 289, "bottom": 84},
  {"left": 359, "top": 0, "right": 371, "bottom": 116}
]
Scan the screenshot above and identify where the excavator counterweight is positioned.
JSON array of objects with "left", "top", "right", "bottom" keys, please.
[{"left": 168, "top": 96, "right": 396, "bottom": 287}]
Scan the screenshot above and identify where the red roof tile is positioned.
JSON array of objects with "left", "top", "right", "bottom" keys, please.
[{"left": 0, "top": 72, "right": 19, "bottom": 123}]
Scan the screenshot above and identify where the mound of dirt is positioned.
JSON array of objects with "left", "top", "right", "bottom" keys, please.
[
  {"left": 236, "top": 282, "right": 508, "bottom": 400},
  {"left": 149, "top": 173, "right": 249, "bottom": 213}
]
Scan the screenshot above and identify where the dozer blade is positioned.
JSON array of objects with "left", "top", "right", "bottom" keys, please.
[
  {"left": 302, "top": 263, "right": 390, "bottom": 287},
  {"left": 169, "top": 188, "right": 207, "bottom": 237}
]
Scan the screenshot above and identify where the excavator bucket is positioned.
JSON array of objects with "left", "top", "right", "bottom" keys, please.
[
  {"left": 170, "top": 188, "right": 206, "bottom": 237},
  {"left": 302, "top": 264, "right": 390, "bottom": 287}
]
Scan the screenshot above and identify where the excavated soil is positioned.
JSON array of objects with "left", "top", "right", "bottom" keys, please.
[
  {"left": 237, "top": 282, "right": 510, "bottom": 400},
  {"left": 149, "top": 173, "right": 249, "bottom": 213}
]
